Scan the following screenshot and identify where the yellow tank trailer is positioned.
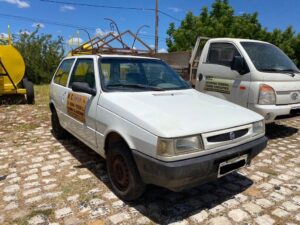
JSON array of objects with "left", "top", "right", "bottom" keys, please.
[{"left": 0, "top": 27, "right": 34, "bottom": 104}]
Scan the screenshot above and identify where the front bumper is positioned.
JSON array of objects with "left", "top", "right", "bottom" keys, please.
[
  {"left": 248, "top": 103, "right": 300, "bottom": 123},
  {"left": 132, "top": 136, "right": 267, "bottom": 191}
]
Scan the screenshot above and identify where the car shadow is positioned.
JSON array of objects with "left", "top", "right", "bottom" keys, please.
[
  {"left": 54, "top": 132, "right": 254, "bottom": 224},
  {"left": 266, "top": 122, "right": 298, "bottom": 139}
]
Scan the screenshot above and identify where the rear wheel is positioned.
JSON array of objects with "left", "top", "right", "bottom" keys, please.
[
  {"left": 23, "top": 77, "right": 35, "bottom": 104},
  {"left": 107, "top": 145, "right": 146, "bottom": 201},
  {"left": 51, "top": 108, "right": 68, "bottom": 139}
]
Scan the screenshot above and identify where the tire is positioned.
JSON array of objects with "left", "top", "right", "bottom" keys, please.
[
  {"left": 23, "top": 77, "right": 35, "bottom": 104},
  {"left": 107, "top": 144, "right": 146, "bottom": 201},
  {"left": 51, "top": 108, "right": 68, "bottom": 139}
]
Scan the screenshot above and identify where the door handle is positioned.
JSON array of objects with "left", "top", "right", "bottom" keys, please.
[{"left": 198, "top": 73, "right": 203, "bottom": 81}]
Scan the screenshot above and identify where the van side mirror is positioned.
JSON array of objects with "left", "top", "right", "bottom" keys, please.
[
  {"left": 231, "top": 56, "right": 247, "bottom": 75},
  {"left": 72, "top": 82, "right": 96, "bottom": 96}
]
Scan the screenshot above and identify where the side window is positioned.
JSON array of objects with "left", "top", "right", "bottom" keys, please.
[
  {"left": 206, "top": 43, "right": 240, "bottom": 67},
  {"left": 69, "top": 58, "right": 95, "bottom": 88},
  {"left": 53, "top": 59, "right": 74, "bottom": 86}
]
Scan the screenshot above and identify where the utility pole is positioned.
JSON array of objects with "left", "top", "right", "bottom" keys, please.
[{"left": 155, "top": 0, "right": 159, "bottom": 53}]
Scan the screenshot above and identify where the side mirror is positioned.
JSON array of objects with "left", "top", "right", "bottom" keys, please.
[
  {"left": 231, "top": 56, "right": 247, "bottom": 75},
  {"left": 72, "top": 82, "right": 96, "bottom": 96}
]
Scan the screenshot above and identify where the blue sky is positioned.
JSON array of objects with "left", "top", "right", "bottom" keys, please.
[{"left": 1, "top": 0, "right": 300, "bottom": 53}]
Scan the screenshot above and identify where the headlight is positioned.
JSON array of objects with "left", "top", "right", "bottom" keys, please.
[
  {"left": 258, "top": 84, "right": 276, "bottom": 105},
  {"left": 253, "top": 120, "right": 265, "bottom": 135},
  {"left": 157, "top": 136, "right": 203, "bottom": 157}
]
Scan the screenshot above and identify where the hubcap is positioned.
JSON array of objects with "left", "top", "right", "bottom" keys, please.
[{"left": 111, "top": 155, "right": 129, "bottom": 191}]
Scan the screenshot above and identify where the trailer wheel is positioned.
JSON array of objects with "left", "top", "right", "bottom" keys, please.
[{"left": 23, "top": 77, "right": 35, "bottom": 104}]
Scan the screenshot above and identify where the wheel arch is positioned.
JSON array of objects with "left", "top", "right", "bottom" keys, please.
[{"left": 104, "top": 130, "right": 133, "bottom": 155}]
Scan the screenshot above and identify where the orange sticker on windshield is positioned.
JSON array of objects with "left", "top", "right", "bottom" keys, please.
[{"left": 67, "top": 92, "right": 88, "bottom": 123}]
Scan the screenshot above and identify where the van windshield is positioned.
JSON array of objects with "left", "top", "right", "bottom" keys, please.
[
  {"left": 99, "top": 57, "right": 191, "bottom": 92},
  {"left": 241, "top": 42, "right": 300, "bottom": 73}
]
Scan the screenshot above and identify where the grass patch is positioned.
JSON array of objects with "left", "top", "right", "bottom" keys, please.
[
  {"left": 15, "top": 123, "right": 39, "bottom": 132},
  {"left": 34, "top": 84, "right": 50, "bottom": 105},
  {"left": 13, "top": 209, "right": 53, "bottom": 225}
]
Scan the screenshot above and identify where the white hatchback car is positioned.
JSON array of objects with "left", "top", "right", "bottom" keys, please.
[{"left": 50, "top": 54, "right": 267, "bottom": 200}]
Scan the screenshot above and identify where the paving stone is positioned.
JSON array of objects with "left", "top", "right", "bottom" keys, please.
[
  {"left": 222, "top": 199, "right": 240, "bottom": 208},
  {"left": 90, "top": 207, "right": 110, "bottom": 219},
  {"left": 255, "top": 198, "right": 274, "bottom": 208},
  {"left": 4, "top": 201, "right": 18, "bottom": 211},
  {"left": 168, "top": 220, "right": 189, "bottom": 225},
  {"left": 281, "top": 201, "right": 300, "bottom": 211},
  {"left": 89, "top": 198, "right": 105, "bottom": 208},
  {"left": 242, "top": 202, "right": 262, "bottom": 215},
  {"left": 28, "top": 214, "right": 48, "bottom": 225},
  {"left": 43, "top": 183, "right": 57, "bottom": 191},
  {"left": 228, "top": 209, "right": 250, "bottom": 222},
  {"left": 207, "top": 216, "right": 232, "bottom": 225},
  {"left": 31, "top": 156, "right": 44, "bottom": 163},
  {"left": 24, "top": 182, "right": 40, "bottom": 189},
  {"left": 292, "top": 196, "right": 300, "bottom": 204},
  {"left": 0, "top": 215, "right": 3, "bottom": 224},
  {"left": 103, "top": 192, "right": 117, "bottom": 200},
  {"left": 25, "top": 195, "right": 43, "bottom": 204},
  {"left": 271, "top": 208, "right": 290, "bottom": 218},
  {"left": 23, "top": 188, "right": 41, "bottom": 197},
  {"left": 112, "top": 200, "right": 125, "bottom": 209},
  {"left": 189, "top": 210, "right": 208, "bottom": 223},
  {"left": 78, "top": 174, "right": 92, "bottom": 180},
  {"left": 136, "top": 216, "right": 151, "bottom": 224},
  {"left": 64, "top": 216, "right": 83, "bottom": 225},
  {"left": 55, "top": 207, "right": 73, "bottom": 219},
  {"left": 255, "top": 215, "right": 275, "bottom": 225},
  {"left": 108, "top": 212, "right": 130, "bottom": 224},
  {"left": 3, "top": 195, "right": 17, "bottom": 202},
  {"left": 67, "top": 194, "right": 79, "bottom": 202},
  {"left": 3, "top": 184, "right": 20, "bottom": 193},
  {"left": 296, "top": 213, "right": 300, "bottom": 221}
]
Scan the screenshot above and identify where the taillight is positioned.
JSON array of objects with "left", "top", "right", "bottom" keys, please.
[{"left": 258, "top": 84, "right": 276, "bottom": 105}]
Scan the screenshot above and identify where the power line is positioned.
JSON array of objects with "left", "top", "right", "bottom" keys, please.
[
  {"left": 0, "top": 13, "right": 168, "bottom": 42},
  {"left": 0, "top": 13, "right": 98, "bottom": 30},
  {"left": 39, "top": 0, "right": 181, "bottom": 22}
]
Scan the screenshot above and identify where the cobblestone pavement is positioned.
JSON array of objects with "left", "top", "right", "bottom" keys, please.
[{"left": 0, "top": 89, "right": 300, "bottom": 225}]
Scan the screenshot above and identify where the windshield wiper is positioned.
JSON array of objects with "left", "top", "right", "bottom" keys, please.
[
  {"left": 260, "top": 69, "right": 300, "bottom": 77},
  {"left": 106, "top": 83, "right": 163, "bottom": 91}
]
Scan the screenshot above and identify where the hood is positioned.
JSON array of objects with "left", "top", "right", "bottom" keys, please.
[
  {"left": 255, "top": 71, "right": 300, "bottom": 82},
  {"left": 100, "top": 89, "right": 263, "bottom": 138}
]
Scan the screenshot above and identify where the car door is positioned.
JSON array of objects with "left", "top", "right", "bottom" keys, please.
[
  {"left": 51, "top": 58, "right": 75, "bottom": 129},
  {"left": 63, "top": 57, "right": 98, "bottom": 148},
  {"left": 197, "top": 42, "right": 251, "bottom": 107}
]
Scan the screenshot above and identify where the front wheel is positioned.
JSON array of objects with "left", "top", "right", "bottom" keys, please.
[{"left": 107, "top": 145, "right": 146, "bottom": 201}]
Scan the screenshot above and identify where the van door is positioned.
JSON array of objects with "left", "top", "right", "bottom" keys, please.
[
  {"left": 51, "top": 58, "right": 75, "bottom": 129},
  {"left": 197, "top": 42, "right": 251, "bottom": 108},
  {"left": 64, "top": 58, "right": 98, "bottom": 148}
]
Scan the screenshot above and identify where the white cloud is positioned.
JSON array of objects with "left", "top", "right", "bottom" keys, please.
[
  {"left": 32, "top": 23, "right": 45, "bottom": 29},
  {"left": 168, "top": 7, "right": 181, "bottom": 13},
  {"left": 0, "top": 33, "right": 8, "bottom": 38},
  {"left": 95, "top": 28, "right": 117, "bottom": 37},
  {"left": 0, "top": 0, "right": 30, "bottom": 8},
  {"left": 158, "top": 48, "right": 168, "bottom": 53},
  {"left": 60, "top": 5, "right": 75, "bottom": 12},
  {"left": 67, "top": 37, "right": 83, "bottom": 46},
  {"left": 19, "top": 30, "right": 31, "bottom": 35}
]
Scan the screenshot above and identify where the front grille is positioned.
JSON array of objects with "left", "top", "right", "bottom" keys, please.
[{"left": 207, "top": 128, "right": 248, "bottom": 143}]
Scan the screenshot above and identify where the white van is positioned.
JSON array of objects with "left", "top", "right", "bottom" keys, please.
[{"left": 195, "top": 38, "right": 300, "bottom": 123}]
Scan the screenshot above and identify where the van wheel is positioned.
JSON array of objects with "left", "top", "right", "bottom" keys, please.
[
  {"left": 51, "top": 108, "right": 68, "bottom": 139},
  {"left": 23, "top": 77, "right": 35, "bottom": 104},
  {"left": 107, "top": 145, "right": 146, "bottom": 201}
]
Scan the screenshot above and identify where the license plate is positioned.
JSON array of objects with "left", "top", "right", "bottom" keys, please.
[{"left": 218, "top": 154, "right": 248, "bottom": 178}]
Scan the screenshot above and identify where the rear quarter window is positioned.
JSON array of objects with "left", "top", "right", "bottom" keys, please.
[
  {"left": 53, "top": 59, "right": 75, "bottom": 86},
  {"left": 206, "top": 43, "right": 240, "bottom": 67}
]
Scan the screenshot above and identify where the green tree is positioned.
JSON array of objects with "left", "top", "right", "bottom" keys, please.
[
  {"left": 166, "top": 0, "right": 300, "bottom": 67},
  {"left": 14, "top": 29, "right": 65, "bottom": 84}
]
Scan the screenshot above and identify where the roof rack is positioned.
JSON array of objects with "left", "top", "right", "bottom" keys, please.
[{"left": 71, "top": 29, "right": 155, "bottom": 56}]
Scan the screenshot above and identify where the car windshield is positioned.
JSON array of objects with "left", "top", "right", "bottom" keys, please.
[
  {"left": 99, "top": 57, "right": 190, "bottom": 92},
  {"left": 241, "top": 42, "right": 300, "bottom": 73}
]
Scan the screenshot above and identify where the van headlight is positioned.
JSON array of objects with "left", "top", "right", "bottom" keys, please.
[
  {"left": 253, "top": 120, "right": 265, "bottom": 135},
  {"left": 258, "top": 84, "right": 276, "bottom": 105},
  {"left": 157, "top": 136, "right": 203, "bottom": 157}
]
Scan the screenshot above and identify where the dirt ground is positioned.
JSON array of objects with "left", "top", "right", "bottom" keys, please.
[{"left": 0, "top": 85, "right": 299, "bottom": 225}]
